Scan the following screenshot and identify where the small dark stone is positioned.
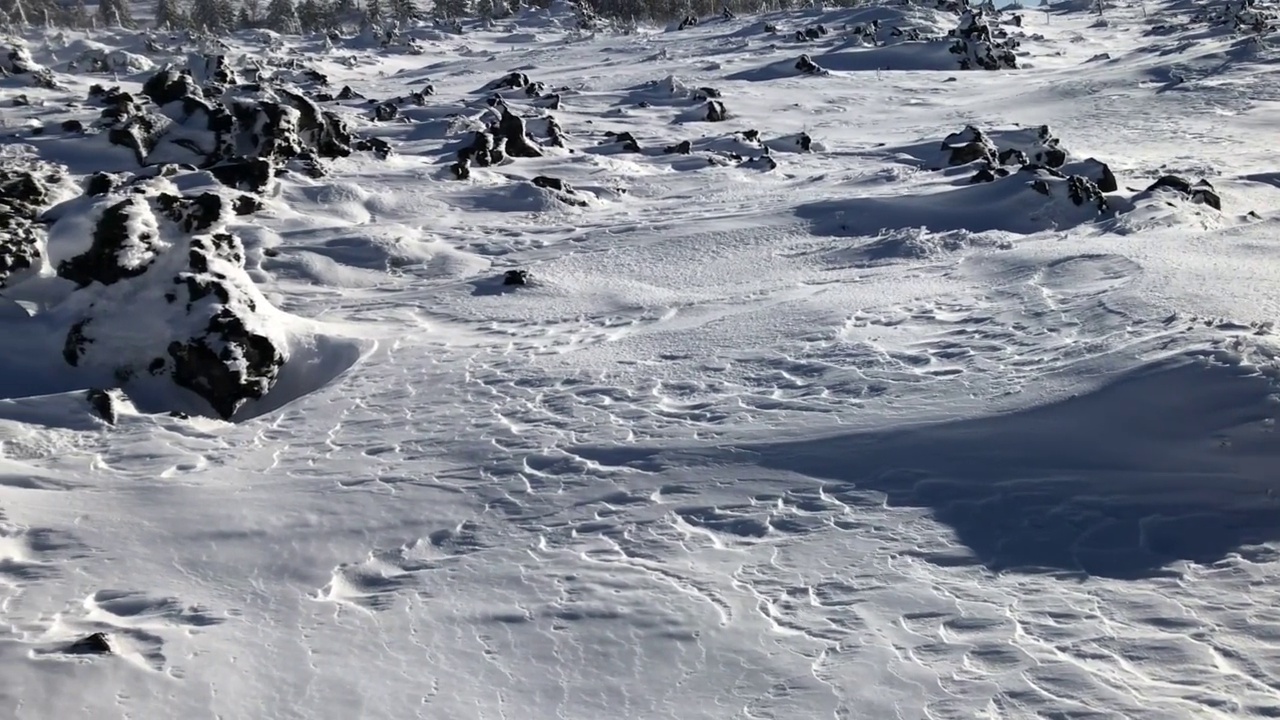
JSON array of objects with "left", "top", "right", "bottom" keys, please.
[
  {"left": 503, "top": 269, "right": 529, "bottom": 286},
  {"left": 971, "top": 166, "right": 998, "bottom": 183},
  {"left": 705, "top": 100, "right": 728, "bottom": 122},
  {"left": 665, "top": 140, "right": 692, "bottom": 155},
  {"left": 60, "top": 119, "right": 85, "bottom": 133}
]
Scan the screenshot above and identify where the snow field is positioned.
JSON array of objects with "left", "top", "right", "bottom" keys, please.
[{"left": 2, "top": 1, "right": 1280, "bottom": 718}]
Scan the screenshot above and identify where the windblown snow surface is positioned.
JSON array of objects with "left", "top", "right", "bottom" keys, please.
[{"left": 4, "top": 2, "right": 1280, "bottom": 718}]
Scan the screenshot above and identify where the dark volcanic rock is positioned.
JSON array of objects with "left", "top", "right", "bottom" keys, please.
[
  {"left": 497, "top": 108, "right": 544, "bottom": 158},
  {"left": 796, "top": 54, "right": 826, "bottom": 75},
  {"left": 1146, "top": 175, "right": 1221, "bottom": 210},
  {"left": 665, "top": 139, "right": 693, "bottom": 155},
  {"left": 156, "top": 192, "right": 226, "bottom": 233},
  {"left": 488, "top": 72, "right": 531, "bottom": 91},
  {"left": 941, "top": 125, "right": 997, "bottom": 166},
  {"left": 167, "top": 311, "right": 282, "bottom": 421},
  {"left": 64, "top": 632, "right": 112, "bottom": 655},
  {"left": 86, "top": 388, "right": 121, "bottom": 424},
  {"left": 85, "top": 172, "right": 125, "bottom": 196},
  {"left": 606, "top": 131, "right": 641, "bottom": 153},
  {"left": 58, "top": 196, "right": 164, "bottom": 288},
  {"left": 532, "top": 175, "right": 571, "bottom": 192},
  {"left": 0, "top": 161, "right": 65, "bottom": 289},
  {"left": 950, "top": 9, "right": 1019, "bottom": 71}
]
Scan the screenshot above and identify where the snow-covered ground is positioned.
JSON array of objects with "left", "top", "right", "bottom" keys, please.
[{"left": 3, "top": 2, "right": 1280, "bottom": 717}]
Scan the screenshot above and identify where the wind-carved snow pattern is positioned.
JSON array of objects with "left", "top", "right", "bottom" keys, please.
[{"left": 1, "top": 1, "right": 1280, "bottom": 718}]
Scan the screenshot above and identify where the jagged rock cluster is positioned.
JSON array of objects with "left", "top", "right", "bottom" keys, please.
[
  {"left": 89, "top": 54, "right": 388, "bottom": 193},
  {"left": 0, "top": 160, "right": 68, "bottom": 289},
  {"left": 933, "top": 124, "right": 1223, "bottom": 219},
  {"left": 451, "top": 102, "right": 551, "bottom": 180},
  {"left": 601, "top": 126, "right": 799, "bottom": 173},
  {"left": 0, "top": 53, "right": 402, "bottom": 421},
  {"left": 1192, "top": 0, "right": 1275, "bottom": 34},
  {"left": 57, "top": 185, "right": 283, "bottom": 420},
  {"left": 940, "top": 124, "right": 1112, "bottom": 211},
  {"left": 949, "top": 9, "right": 1019, "bottom": 70}
]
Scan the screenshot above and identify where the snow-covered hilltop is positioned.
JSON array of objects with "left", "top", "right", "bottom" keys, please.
[{"left": 2, "top": 0, "right": 1280, "bottom": 717}]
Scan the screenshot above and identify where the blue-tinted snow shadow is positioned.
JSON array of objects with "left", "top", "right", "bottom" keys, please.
[{"left": 578, "top": 355, "right": 1280, "bottom": 579}]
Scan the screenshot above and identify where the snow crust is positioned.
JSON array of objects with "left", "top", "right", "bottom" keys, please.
[{"left": 3, "top": 2, "right": 1280, "bottom": 718}]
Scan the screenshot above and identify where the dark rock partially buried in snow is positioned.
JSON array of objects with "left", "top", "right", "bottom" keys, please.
[
  {"left": 939, "top": 125, "right": 1116, "bottom": 194},
  {"left": 1145, "top": 175, "right": 1221, "bottom": 210},
  {"left": 949, "top": 9, "right": 1019, "bottom": 71},
  {"left": 58, "top": 196, "right": 164, "bottom": 288},
  {"left": 1028, "top": 167, "right": 1108, "bottom": 211},
  {"left": 86, "top": 388, "right": 121, "bottom": 425},
  {"left": 56, "top": 190, "right": 286, "bottom": 421},
  {"left": 0, "top": 160, "right": 66, "bottom": 289},
  {"left": 503, "top": 269, "right": 529, "bottom": 286},
  {"left": 63, "top": 632, "right": 112, "bottom": 655},
  {"left": 98, "top": 57, "right": 385, "bottom": 193},
  {"left": 795, "top": 54, "right": 827, "bottom": 75}
]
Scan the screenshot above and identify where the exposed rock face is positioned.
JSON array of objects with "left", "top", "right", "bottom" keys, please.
[
  {"left": 55, "top": 187, "right": 285, "bottom": 421},
  {"left": 0, "top": 160, "right": 66, "bottom": 288},
  {"left": 950, "top": 10, "right": 1019, "bottom": 70},
  {"left": 1145, "top": 175, "right": 1222, "bottom": 210},
  {"left": 95, "top": 56, "right": 385, "bottom": 194},
  {"left": 940, "top": 125, "right": 1116, "bottom": 197}
]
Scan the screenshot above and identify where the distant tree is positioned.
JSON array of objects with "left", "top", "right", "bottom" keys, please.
[
  {"left": 297, "top": 0, "right": 319, "bottom": 28},
  {"left": 4, "top": 0, "right": 29, "bottom": 25},
  {"left": 191, "top": 0, "right": 239, "bottom": 30},
  {"left": 154, "top": 0, "right": 183, "bottom": 28},
  {"left": 265, "top": 0, "right": 301, "bottom": 32},
  {"left": 97, "top": 0, "right": 134, "bottom": 26},
  {"left": 390, "top": 0, "right": 418, "bottom": 22},
  {"left": 70, "top": 0, "right": 89, "bottom": 26},
  {"left": 433, "top": 0, "right": 469, "bottom": 19},
  {"left": 364, "top": 0, "right": 383, "bottom": 23}
]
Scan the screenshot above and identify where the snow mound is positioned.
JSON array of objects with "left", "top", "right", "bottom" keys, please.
[{"left": 796, "top": 165, "right": 1108, "bottom": 235}]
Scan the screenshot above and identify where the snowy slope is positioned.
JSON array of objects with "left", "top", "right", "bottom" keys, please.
[{"left": 3, "top": 2, "right": 1280, "bottom": 718}]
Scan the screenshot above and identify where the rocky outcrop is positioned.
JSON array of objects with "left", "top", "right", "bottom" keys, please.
[
  {"left": 94, "top": 56, "right": 387, "bottom": 193},
  {"left": 0, "top": 160, "right": 67, "bottom": 288},
  {"left": 56, "top": 187, "right": 285, "bottom": 421},
  {"left": 949, "top": 10, "right": 1019, "bottom": 70},
  {"left": 1144, "top": 175, "right": 1221, "bottom": 210}
]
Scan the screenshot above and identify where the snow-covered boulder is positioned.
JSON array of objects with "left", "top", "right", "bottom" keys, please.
[
  {"left": 949, "top": 10, "right": 1019, "bottom": 70},
  {"left": 71, "top": 47, "right": 156, "bottom": 75},
  {"left": 3, "top": 45, "right": 64, "bottom": 89},
  {"left": 89, "top": 61, "right": 374, "bottom": 192},
  {"left": 0, "top": 159, "right": 69, "bottom": 288},
  {"left": 55, "top": 186, "right": 284, "bottom": 420}
]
